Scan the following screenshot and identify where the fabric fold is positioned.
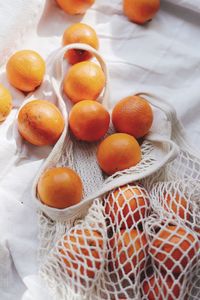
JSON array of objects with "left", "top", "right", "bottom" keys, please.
[
  {"left": 0, "top": 0, "right": 45, "bottom": 65},
  {"left": 0, "top": 0, "right": 200, "bottom": 299},
  {"left": 165, "top": 0, "right": 200, "bottom": 13}
]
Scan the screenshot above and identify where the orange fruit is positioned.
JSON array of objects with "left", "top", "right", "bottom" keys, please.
[
  {"left": 110, "top": 229, "right": 148, "bottom": 276},
  {"left": 61, "top": 228, "right": 103, "bottom": 278},
  {"left": 194, "top": 226, "right": 200, "bottom": 240},
  {"left": 142, "top": 274, "right": 160, "bottom": 300},
  {"left": 69, "top": 100, "right": 110, "bottom": 142},
  {"left": 163, "top": 192, "right": 190, "bottom": 221},
  {"left": 0, "top": 83, "right": 12, "bottom": 122},
  {"left": 97, "top": 133, "right": 141, "bottom": 175},
  {"left": 56, "top": 0, "right": 94, "bottom": 15},
  {"left": 18, "top": 100, "right": 64, "bottom": 146},
  {"left": 37, "top": 167, "right": 83, "bottom": 209},
  {"left": 63, "top": 23, "right": 99, "bottom": 65},
  {"left": 141, "top": 273, "right": 182, "bottom": 300},
  {"left": 149, "top": 225, "right": 199, "bottom": 274},
  {"left": 123, "top": 0, "right": 160, "bottom": 24},
  {"left": 63, "top": 61, "right": 105, "bottom": 103},
  {"left": 6, "top": 50, "right": 45, "bottom": 92},
  {"left": 112, "top": 95, "right": 153, "bottom": 139},
  {"left": 105, "top": 184, "right": 150, "bottom": 228}
]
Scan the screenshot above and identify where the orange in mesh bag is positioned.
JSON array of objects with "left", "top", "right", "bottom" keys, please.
[
  {"left": 149, "top": 224, "right": 199, "bottom": 274},
  {"left": 144, "top": 216, "right": 200, "bottom": 300},
  {"left": 149, "top": 179, "right": 200, "bottom": 242},
  {"left": 94, "top": 183, "right": 150, "bottom": 300},
  {"left": 141, "top": 271, "right": 185, "bottom": 300},
  {"left": 60, "top": 228, "right": 103, "bottom": 279},
  {"left": 104, "top": 183, "right": 151, "bottom": 229},
  {"left": 109, "top": 229, "right": 148, "bottom": 277},
  {"left": 40, "top": 199, "right": 106, "bottom": 298},
  {"left": 163, "top": 192, "right": 190, "bottom": 221}
]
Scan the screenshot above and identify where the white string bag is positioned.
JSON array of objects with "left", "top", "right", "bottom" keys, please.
[
  {"left": 93, "top": 143, "right": 200, "bottom": 300},
  {"left": 40, "top": 198, "right": 107, "bottom": 300},
  {"left": 30, "top": 43, "right": 178, "bottom": 237},
  {"left": 25, "top": 44, "right": 199, "bottom": 299},
  {"left": 140, "top": 120, "right": 200, "bottom": 300},
  {"left": 143, "top": 215, "right": 200, "bottom": 300},
  {"left": 137, "top": 100, "right": 200, "bottom": 299}
]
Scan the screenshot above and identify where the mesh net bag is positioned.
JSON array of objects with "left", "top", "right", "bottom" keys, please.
[
  {"left": 40, "top": 198, "right": 107, "bottom": 299},
  {"left": 23, "top": 44, "right": 200, "bottom": 299},
  {"left": 31, "top": 43, "right": 179, "bottom": 220},
  {"left": 143, "top": 215, "right": 199, "bottom": 300}
]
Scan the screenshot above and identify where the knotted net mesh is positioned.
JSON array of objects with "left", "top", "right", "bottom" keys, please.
[
  {"left": 29, "top": 45, "right": 200, "bottom": 300},
  {"left": 38, "top": 145, "right": 200, "bottom": 300}
]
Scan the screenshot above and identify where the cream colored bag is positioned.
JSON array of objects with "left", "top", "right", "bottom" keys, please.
[
  {"left": 31, "top": 44, "right": 179, "bottom": 220},
  {"left": 20, "top": 44, "right": 200, "bottom": 300}
]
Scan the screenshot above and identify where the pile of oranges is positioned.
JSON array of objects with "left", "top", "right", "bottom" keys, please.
[
  {"left": 36, "top": 92, "right": 153, "bottom": 207},
  {"left": 1, "top": 3, "right": 155, "bottom": 209},
  {"left": 55, "top": 183, "right": 199, "bottom": 299},
  {"left": 105, "top": 184, "right": 199, "bottom": 299},
  {"left": 0, "top": 0, "right": 160, "bottom": 122},
  {"left": 1, "top": 1, "right": 198, "bottom": 300}
]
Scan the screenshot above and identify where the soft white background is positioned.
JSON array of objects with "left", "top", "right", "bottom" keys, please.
[{"left": 0, "top": 0, "right": 200, "bottom": 299}]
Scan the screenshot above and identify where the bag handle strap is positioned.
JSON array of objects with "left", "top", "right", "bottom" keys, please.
[
  {"left": 32, "top": 44, "right": 111, "bottom": 199},
  {"left": 146, "top": 133, "right": 179, "bottom": 163},
  {"left": 51, "top": 43, "right": 111, "bottom": 109},
  {"left": 138, "top": 92, "right": 200, "bottom": 159},
  {"left": 136, "top": 92, "right": 177, "bottom": 123}
]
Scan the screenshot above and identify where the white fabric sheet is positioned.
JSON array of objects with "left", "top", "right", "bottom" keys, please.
[{"left": 0, "top": 0, "right": 200, "bottom": 299}]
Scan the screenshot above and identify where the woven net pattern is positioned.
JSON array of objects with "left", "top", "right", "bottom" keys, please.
[
  {"left": 30, "top": 44, "right": 200, "bottom": 299},
  {"left": 39, "top": 146, "right": 200, "bottom": 300}
]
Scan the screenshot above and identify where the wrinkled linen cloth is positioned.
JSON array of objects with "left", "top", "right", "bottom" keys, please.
[{"left": 0, "top": 0, "right": 200, "bottom": 299}]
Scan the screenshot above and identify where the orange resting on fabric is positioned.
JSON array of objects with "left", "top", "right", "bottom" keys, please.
[
  {"left": 63, "top": 61, "right": 105, "bottom": 103},
  {"left": 112, "top": 95, "right": 153, "bottom": 138},
  {"left": 56, "top": 0, "right": 95, "bottom": 15},
  {"left": 123, "top": 0, "right": 160, "bottom": 24},
  {"left": 17, "top": 100, "right": 64, "bottom": 146},
  {"left": 0, "top": 83, "right": 12, "bottom": 121},
  {"left": 6, "top": 50, "right": 45, "bottom": 92}
]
